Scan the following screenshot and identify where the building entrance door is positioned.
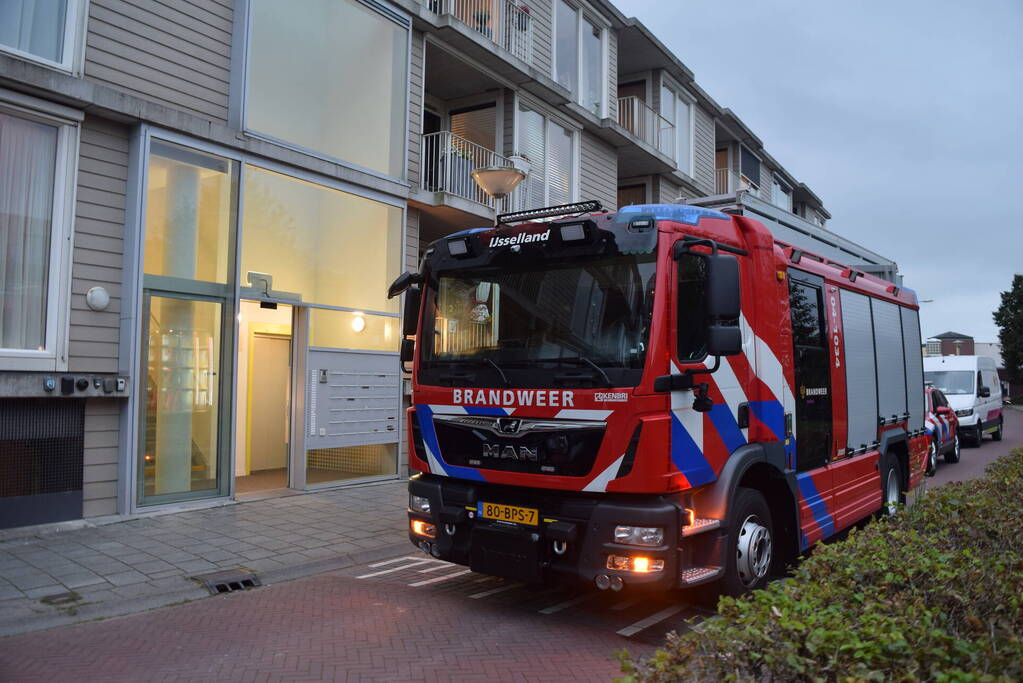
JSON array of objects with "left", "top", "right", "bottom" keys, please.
[{"left": 236, "top": 301, "right": 293, "bottom": 494}]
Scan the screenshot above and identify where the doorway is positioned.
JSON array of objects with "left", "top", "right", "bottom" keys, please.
[{"left": 236, "top": 300, "right": 294, "bottom": 494}]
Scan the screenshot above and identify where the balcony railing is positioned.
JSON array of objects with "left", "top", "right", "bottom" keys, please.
[
  {"left": 421, "top": 131, "right": 517, "bottom": 210},
  {"left": 715, "top": 168, "right": 765, "bottom": 198},
  {"left": 617, "top": 96, "right": 675, "bottom": 157},
  {"left": 427, "top": 0, "right": 533, "bottom": 64}
]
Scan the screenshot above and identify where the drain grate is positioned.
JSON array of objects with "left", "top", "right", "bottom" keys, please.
[{"left": 193, "top": 568, "right": 262, "bottom": 595}]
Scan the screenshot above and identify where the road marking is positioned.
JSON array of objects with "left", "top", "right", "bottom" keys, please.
[
  {"left": 356, "top": 559, "right": 438, "bottom": 579},
  {"left": 367, "top": 555, "right": 429, "bottom": 569},
  {"left": 616, "top": 605, "right": 686, "bottom": 637},
  {"left": 417, "top": 562, "right": 458, "bottom": 574},
  {"left": 610, "top": 597, "right": 641, "bottom": 612},
  {"left": 469, "top": 581, "right": 523, "bottom": 599},
  {"left": 470, "top": 575, "right": 498, "bottom": 584},
  {"left": 539, "top": 594, "right": 593, "bottom": 614},
  {"left": 409, "top": 569, "right": 472, "bottom": 587}
]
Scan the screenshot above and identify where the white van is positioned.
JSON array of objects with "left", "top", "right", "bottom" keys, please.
[{"left": 923, "top": 355, "right": 1004, "bottom": 446}]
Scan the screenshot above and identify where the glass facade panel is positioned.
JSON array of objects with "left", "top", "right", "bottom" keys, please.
[
  {"left": 309, "top": 308, "right": 398, "bottom": 351},
  {"left": 241, "top": 165, "right": 403, "bottom": 314},
  {"left": 144, "top": 142, "right": 235, "bottom": 283},
  {"left": 555, "top": 0, "right": 577, "bottom": 91},
  {"left": 247, "top": 0, "right": 408, "bottom": 177},
  {"left": 0, "top": 0, "right": 67, "bottom": 63},
  {"left": 0, "top": 111, "right": 57, "bottom": 350},
  {"left": 142, "top": 296, "right": 223, "bottom": 498},
  {"left": 306, "top": 443, "right": 397, "bottom": 485},
  {"left": 581, "top": 18, "right": 602, "bottom": 115}
]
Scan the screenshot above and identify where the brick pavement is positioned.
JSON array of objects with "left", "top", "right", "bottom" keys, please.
[
  {"left": 0, "top": 479, "right": 411, "bottom": 636},
  {"left": 0, "top": 555, "right": 655, "bottom": 682}
]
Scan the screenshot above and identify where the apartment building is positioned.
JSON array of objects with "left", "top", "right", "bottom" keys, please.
[{"left": 0, "top": 0, "right": 897, "bottom": 530}]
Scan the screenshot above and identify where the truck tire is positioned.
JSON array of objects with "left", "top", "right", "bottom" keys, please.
[
  {"left": 879, "top": 458, "right": 904, "bottom": 517},
  {"left": 973, "top": 424, "right": 984, "bottom": 447},
  {"left": 944, "top": 432, "right": 960, "bottom": 464},
  {"left": 925, "top": 437, "right": 938, "bottom": 476},
  {"left": 992, "top": 417, "right": 1003, "bottom": 441},
  {"left": 720, "top": 487, "right": 774, "bottom": 596}
]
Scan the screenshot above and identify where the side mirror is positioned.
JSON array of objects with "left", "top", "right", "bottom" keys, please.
[
  {"left": 979, "top": 386, "right": 991, "bottom": 398},
  {"left": 400, "top": 338, "right": 415, "bottom": 365},
  {"left": 388, "top": 271, "right": 423, "bottom": 299},
  {"left": 402, "top": 285, "right": 421, "bottom": 337},
  {"left": 705, "top": 254, "right": 740, "bottom": 320},
  {"left": 707, "top": 324, "right": 742, "bottom": 356}
]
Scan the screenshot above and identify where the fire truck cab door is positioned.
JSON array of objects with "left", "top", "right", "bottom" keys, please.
[{"left": 788, "top": 271, "right": 833, "bottom": 471}]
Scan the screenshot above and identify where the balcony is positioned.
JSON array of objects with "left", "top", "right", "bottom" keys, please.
[
  {"left": 715, "top": 168, "right": 765, "bottom": 199},
  {"left": 421, "top": 131, "right": 518, "bottom": 211},
  {"left": 427, "top": 0, "right": 533, "bottom": 64},
  {"left": 617, "top": 96, "right": 674, "bottom": 157}
]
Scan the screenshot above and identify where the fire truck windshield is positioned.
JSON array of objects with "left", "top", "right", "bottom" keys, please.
[{"left": 419, "top": 252, "right": 656, "bottom": 389}]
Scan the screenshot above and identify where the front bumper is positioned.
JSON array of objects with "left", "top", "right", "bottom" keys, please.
[{"left": 407, "top": 474, "right": 723, "bottom": 591}]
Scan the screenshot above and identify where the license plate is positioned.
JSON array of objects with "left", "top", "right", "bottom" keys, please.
[{"left": 478, "top": 501, "right": 538, "bottom": 526}]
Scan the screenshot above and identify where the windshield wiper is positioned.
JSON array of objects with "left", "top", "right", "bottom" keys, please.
[
  {"left": 579, "top": 356, "right": 613, "bottom": 388},
  {"left": 483, "top": 357, "right": 510, "bottom": 387}
]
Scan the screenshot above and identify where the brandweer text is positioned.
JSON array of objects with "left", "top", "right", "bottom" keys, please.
[{"left": 452, "top": 389, "right": 574, "bottom": 407}]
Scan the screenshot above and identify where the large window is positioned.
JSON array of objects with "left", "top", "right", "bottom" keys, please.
[
  {"left": 554, "top": 0, "right": 606, "bottom": 116},
  {"left": 245, "top": 0, "right": 409, "bottom": 178},
  {"left": 240, "top": 165, "right": 403, "bottom": 314},
  {"left": 0, "top": 0, "right": 84, "bottom": 71},
  {"left": 516, "top": 103, "right": 576, "bottom": 209},
  {"left": 0, "top": 101, "right": 76, "bottom": 370},
  {"left": 660, "top": 84, "right": 692, "bottom": 174}
]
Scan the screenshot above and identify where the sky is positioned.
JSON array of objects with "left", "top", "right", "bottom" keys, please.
[{"left": 615, "top": 0, "right": 1023, "bottom": 342}]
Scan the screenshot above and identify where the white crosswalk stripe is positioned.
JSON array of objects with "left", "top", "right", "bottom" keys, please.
[
  {"left": 408, "top": 569, "right": 472, "bottom": 587},
  {"left": 469, "top": 582, "right": 523, "bottom": 599},
  {"left": 616, "top": 605, "right": 686, "bottom": 637},
  {"left": 355, "top": 559, "right": 439, "bottom": 579}
]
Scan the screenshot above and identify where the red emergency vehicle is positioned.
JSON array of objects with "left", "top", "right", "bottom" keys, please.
[{"left": 390, "top": 201, "right": 928, "bottom": 595}]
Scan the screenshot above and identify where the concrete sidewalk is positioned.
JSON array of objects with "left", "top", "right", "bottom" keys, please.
[{"left": 0, "top": 479, "right": 411, "bottom": 637}]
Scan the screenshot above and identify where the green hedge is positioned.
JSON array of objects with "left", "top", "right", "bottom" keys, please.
[{"left": 621, "top": 447, "right": 1023, "bottom": 682}]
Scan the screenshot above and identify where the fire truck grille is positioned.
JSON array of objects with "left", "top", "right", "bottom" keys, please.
[{"left": 433, "top": 417, "right": 604, "bottom": 477}]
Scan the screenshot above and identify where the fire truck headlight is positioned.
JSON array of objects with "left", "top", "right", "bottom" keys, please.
[
  {"left": 614, "top": 526, "right": 664, "bottom": 547},
  {"left": 955, "top": 409, "right": 973, "bottom": 417},
  {"left": 409, "top": 494, "right": 431, "bottom": 514},
  {"left": 447, "top": 238, "right": 470, "bottom": 257},
  {"left": 559, "top": 223, "right": 587, "bottom": 242}
]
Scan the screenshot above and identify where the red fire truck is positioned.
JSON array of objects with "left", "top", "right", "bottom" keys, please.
[{"left": 389, "top": 201, "right": 927, "bottom": 595}]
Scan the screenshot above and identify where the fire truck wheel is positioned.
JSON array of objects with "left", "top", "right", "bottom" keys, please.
[
  {"left": 925, "top": 438, "right": 938, "bottom": 476},
  {"left": 992, "top": 417, "right": 1003, "bottom": 441},
  {"left": 880, "top": 459, "right": 904, "bottom": 517},
  {"left": 944, "top": 432, "right": 960, "bottom": 464},
  {"left": 721, "top": 487, "right": 774, "bottom": 596}
]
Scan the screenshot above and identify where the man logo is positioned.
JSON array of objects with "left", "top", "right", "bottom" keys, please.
[{"left": 481, "top": 443, "right": 538, "bottom": 462}]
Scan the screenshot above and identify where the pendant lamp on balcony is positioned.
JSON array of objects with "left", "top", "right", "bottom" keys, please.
[{"left": 471, "top": 165, "right": 526, "bottom": 199}]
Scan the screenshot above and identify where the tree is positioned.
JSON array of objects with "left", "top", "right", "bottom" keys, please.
[{"left": 993, "top": 274, "right": 1023, "bottom": 394}]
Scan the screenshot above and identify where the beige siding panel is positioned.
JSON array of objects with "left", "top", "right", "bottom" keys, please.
[
  {"left": 408, "top": 30, "right": 425, "bottom": 188},
  {"left": 658, "top": 177, "right": 682, "bottom": 204},
  {"left": 579, "top": 131, "right": 617, "bottom": 210},
  {"left": 83, "top": 399, "right": 120, "bottom": 518},
  {"left": 525, "top": 0, "right": 552, "bottom": 75},
  {"left": 607, "top": 30, "right": 617, "bottom": 121},
  {"left": 71, "top": 116, "right": 128, "bottom": 374},
  {"left": 85, "top": 0, "right": 232, "bottom": 123},
  {"left": 693, "top": 105, "right": 715, "bottom": 195},
  {"left": 406, "top": 208, "right": 421, "bottom": 272}
]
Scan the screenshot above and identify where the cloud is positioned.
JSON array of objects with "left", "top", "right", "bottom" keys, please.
[{"left": 615, "top": 0, "right": 1023, "bottom": 341}]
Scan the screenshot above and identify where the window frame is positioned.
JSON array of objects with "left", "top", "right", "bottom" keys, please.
[
  {"left": 658, "top": 75, "right": 695, "bottom": 176},
  {"left": 551, "top": 0, "right": 609, "bottom": 118},
  {"left": 514, "top": 97, "right": 580, "bottom": 208},
  {"left": 0, "top": 90, "right": 81, "bottom": 371},
  {"left": 236, "top": 0, "right": 412, "bottom": 183},
  {"left": 0, "top": 0, "right": 88, "bottom": 74}
]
